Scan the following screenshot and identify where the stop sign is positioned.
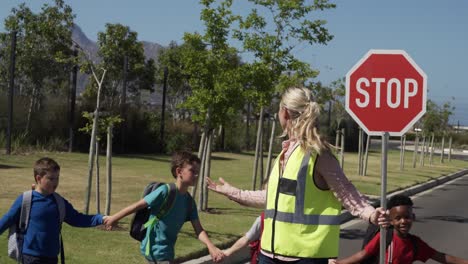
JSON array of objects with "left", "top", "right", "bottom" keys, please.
[{"left": 345, "top": 50, "right": 427, "bottom": 136}]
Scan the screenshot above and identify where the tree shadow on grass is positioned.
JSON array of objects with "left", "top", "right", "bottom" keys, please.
[
  {"left": 117, "top": 154, "right": 170, "bottom": 163},
  {"left": 211, "top": 155, "right": 236, "bottom": 161},
  {"left": 0, "top": 164, "right": 23, "bottom": 169},
  {"left": 117, "top": 154, "right": 237, "bottom": 162}
]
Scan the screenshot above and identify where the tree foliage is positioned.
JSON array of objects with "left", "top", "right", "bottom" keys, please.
[
  {"left": 156, "top": 41, "right": 193, "bottom": 119},
  {"left": 172, "top": 0, "right": 244, "bottom": 127},
  {"left": 79, "top": 112, "right": 123, "bottom": 141},
  {"left": 81, "top": 23, "right": 155, "bottom": 110},
  {"left": 1, "top": 0, "right": 74, "bottom": 95},
  {"left": 232, "top": 0, "right": 336, "bottom": 103},
  {"left": 421, "top": 99, "right": 454, "bottom": 134},
  {"left": 0, "top": 0, "right": 75, "bottom": 133}
]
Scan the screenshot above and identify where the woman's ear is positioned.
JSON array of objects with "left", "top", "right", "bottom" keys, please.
[{"left": 283, "top": 108, "right": 290, "bottom": 120}]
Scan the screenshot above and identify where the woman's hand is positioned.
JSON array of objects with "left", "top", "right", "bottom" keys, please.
[{"left": 206, "top": 177, "right": 234, "bottom": 196}]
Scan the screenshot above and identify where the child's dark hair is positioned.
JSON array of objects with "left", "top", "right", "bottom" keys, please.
[
  {"left": 171, "top": 151, "right": 201, "bottom": 178},
  {"left": 34, "top": 157, "right": 60, "bottom": 182},
  {"left": 388, "top": 194, "right": 413, "bottom": 209}
]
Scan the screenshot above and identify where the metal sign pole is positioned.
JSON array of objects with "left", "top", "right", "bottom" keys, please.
[{"left": 379, "top": 132, "right": 389, "bottom": 264}]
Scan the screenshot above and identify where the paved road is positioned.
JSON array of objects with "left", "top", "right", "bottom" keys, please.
[{"left": 338, "top": 173, "right": 468, "bottom": 263}]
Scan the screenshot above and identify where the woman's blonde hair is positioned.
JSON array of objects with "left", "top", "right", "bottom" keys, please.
[{"left": 280, "top": 87, "right": 331, "bottom": 154}]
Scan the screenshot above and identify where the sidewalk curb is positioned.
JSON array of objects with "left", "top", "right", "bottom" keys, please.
[
  {"left": 338, "top": 168, "right": 468, "bottom": 224},
  {"left": 181, "top": 169, "right": 468, "bottom": 264}
]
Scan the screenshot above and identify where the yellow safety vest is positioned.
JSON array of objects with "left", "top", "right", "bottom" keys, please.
[{"left": 261, "top": 147, "right": 341, "bottom": 258}]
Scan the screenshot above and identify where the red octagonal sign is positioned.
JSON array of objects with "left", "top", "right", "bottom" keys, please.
[{"left": 346, "top": 50, "right": 427, "bottom": 136}]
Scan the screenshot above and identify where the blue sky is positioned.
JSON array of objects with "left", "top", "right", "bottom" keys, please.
[{"left": 1, "top": 0, "right": 467, "bottom": 125}]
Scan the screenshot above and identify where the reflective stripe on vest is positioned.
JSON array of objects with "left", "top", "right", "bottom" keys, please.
[{"left": 261, "top": 148, "right": 341, "bottom": 258}]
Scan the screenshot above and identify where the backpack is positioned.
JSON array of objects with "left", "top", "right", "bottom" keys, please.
[
  {"left": 248, "top": 212, "right": 264, "bottom": 264},
  {"left": 7, "top": 191, "right": 66, "bottom": 263},
  {"left": 361, "top": 224, "right": 418, "bottom": 264},
  {"left": 129, "top": 182, "right": 193, "bottom": 242}
]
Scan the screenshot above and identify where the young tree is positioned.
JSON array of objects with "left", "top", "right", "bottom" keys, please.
[
  {"left": 93, "top": 23, "right": 153, "bottom": 109},
  {"left": 156, "top": 41, "right": 193, "bottom": 120},
  {"left": 231, "top": 0, "right": 336, "bottom": 188},
  {"left": 1, "top": 0, "right": 75, "bottom": 134},
  {"left": 179, "top": 0, "right": 245, "bottom": 210}
]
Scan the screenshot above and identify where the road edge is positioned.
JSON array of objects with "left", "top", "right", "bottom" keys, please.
[{"left": 181, "top": 168, "right": 468, "bottom": 264}]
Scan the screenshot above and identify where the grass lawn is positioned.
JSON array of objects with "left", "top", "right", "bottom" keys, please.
[{"left": 0, "top": 149, "right": 466, "bottom": 263}]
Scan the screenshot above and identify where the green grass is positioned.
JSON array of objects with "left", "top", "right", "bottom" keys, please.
[{"left": 0, "top": 150, "right": 466, "bottom": 263}]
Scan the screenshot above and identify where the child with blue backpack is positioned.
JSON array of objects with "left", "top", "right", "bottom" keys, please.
[
  {"left": 332, "top": 195, "right": 468, "bottom": 264},
  {"left": 104, "top": 151, "right": 224, "bottom": 264},
  {"left": 0, "top": 157, "right": 105, "bottom": 264}
]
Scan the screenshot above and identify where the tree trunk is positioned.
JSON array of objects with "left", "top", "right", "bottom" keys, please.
[
  {"left": 448, "top": 137, "right": 452, "bottom": 162},
  {"left": 25, "top": 86, "right": 39, "bottom": 134},
  {"left": 429, "top": 133, "right": 435, "bottom": 166},
  {"left": 245, "top": 102, "right": 251, "bottom": 150},
  {"left": 192, "top": 132, "right": 206, "bottom": 198},
  {"left": 358, "top": 127, "right": 363, "bottom": 175},
  {"left": 335, "top": 129, "right": 340, "bottom": 155},
  {"left": 196, "top": 108, "right": 211, "bottom": 210},
  {"left": 264, "top": 114, "right": 277, "bottom": 186},
  {"left": 340, "top": 128, "right": 345, "bottom": 169},
  {"left": 159, "top": 67, "right": 168, "bottom": 152},
  {"left": 399, "top": 135, "right": 406, "bottom": 171},
  {"left": 259, "top": 118, "right": 264, "bottom": 186},
  {"left": 68, "top": 48, "right": 78, "bottom": 152},
  {"left": 197, "top": 131, "right": 210, "bottom": 211},
  {"left": 85, "top": 69, "right": 106, "bottom": 214},
  {"left": 412, "top": 134, "right": 419, "bottom": 168},
  {"left": 120, "top": 56, "right": 128, "bottom": 153},
  {"left": 363, "top": 135, "right": 371, "bottom": 176},
  {"left": 95, "top": 141, "right": 100, "bottom": 214},
  {"left": 6, "top": 30, "right": 17, "bottom": 155},
  {"left": 202, "top": 131, "right": 213, "bottom": 211},
  {"left": 105, "top": 125, "right": 113, "bottom": 215},
  {"left": 220, "top": 125, "right": 225, "bottom": 151},
  {"left": 440, "top": 136, "right": 445, "bottom": 163},
  {"left": 419, "top": 136, "right": 426, "bottom": 166},
  {"left": 252, "top": 107, "right": 264, "bottom": 190}
]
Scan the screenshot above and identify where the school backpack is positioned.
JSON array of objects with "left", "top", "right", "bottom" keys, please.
[
  {"left": 7, "top": 191, "right": 66, "bottom": 263},
  {"left": 248, "top": 212, "right": 264, "bottom": 264},
  {"left": 129, "top": 182, "right": 193, "bottom": 242},
  {"left": 361, "top": 224, "right": 418, "bottom": 264}
]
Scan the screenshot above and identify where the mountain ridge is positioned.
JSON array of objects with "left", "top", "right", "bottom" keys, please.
[{"left": 71, "top": 24, "right": 164, "bottom": 95}]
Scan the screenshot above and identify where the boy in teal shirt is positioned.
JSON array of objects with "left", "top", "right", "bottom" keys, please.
[{"left": 105, "top": 151, "right": 224, "bottom": 263}]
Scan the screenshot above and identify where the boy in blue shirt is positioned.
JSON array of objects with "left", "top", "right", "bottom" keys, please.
[
  {"left": 104, "top": 151, "right": 225, "bottom": 264},
  {"left": 0, "top": 157, "right": 105, "bottom": 264}
]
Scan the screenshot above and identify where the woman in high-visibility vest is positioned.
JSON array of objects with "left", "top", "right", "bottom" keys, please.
[{"left": 207, "top": 87, "right": 388, "bottom": 264}]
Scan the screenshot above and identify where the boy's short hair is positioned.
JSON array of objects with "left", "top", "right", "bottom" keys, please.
[
  {"left": 34, "top": 157, "right": 60, "bottom": 181},
  {"left": 170, "top": 151, "right": 201, "bottom": 178},
  {"left": 388, "top": 194, "right": 413, "bottom": 209}
]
